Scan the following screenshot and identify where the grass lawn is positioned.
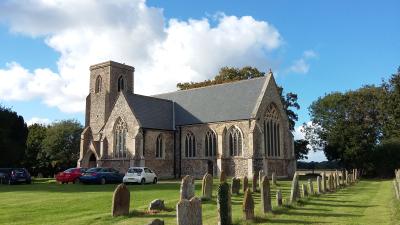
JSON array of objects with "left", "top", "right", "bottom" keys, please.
[{"left": 0, "top": 178, "right": 399, "bottom": 225}]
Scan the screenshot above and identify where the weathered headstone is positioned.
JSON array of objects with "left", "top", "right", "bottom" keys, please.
[
  {"left": 180, "top": 175, "right": 195, "bottom": 200},
  {"left": 217, "top": 182, "right": 232, "bottom": 225},
  {"left": 111, "top": 183, "right": 130, "bottom": 217},
  {"left": 289, "top": 172, "right": 299, "bottom": 203},
  {"left": 220, "top": 170, "right": 227, "bottom": 183},
  {"left": 308, "top": 179, "right": 314, "bottom": 195},
  {"left": 327, "top": 174, "right": 332, "bottom": 192},
  {"left": 201, "top": 173, "right": 213, "bottom": 200},
  {"left": 261, "top": 175, "right": 272, "bottom": 213},
  {"left": 276, "top": 189, "right": 283, "bottom": 206},
  {"left": 301, "top": 183, "right": 308, "bottom": 198},
  {"left": 258, "top": 170, "right": 264, "bottom": 189},
  {"left": 345, "top": 170, "right": 349, "bottom": 185},
  {"left": 272, "top": 172, "right": 277, "bottom": 186},
  {"left": 243, "top": 176, "right": 249, "bottom": 193},
  {"left": 148, "top": 199, "right": 165, "bottom": 211},
  {"left": 252, "top": 172, "right": 258, "bottom": 192},
  {"left": 242, "top": 188, "right": 254, "bottom": 220},
  {"left": 148, "top": 219, "right": 164, "bottom": 225},
  {"left": 176, "top": 197, "right": 202, "bottom": 225},
  {"left": 321, "top": 172, "right": 326, "bottom": 193},
  {"left": 317, "top": 176, "right": 322, "bottom": 194},
  {"left": 231, "top": 177, "right": 241, "bottom": 195}
]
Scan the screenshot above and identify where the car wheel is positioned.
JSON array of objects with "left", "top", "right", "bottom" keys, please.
[
  {"left": 153, "top": 178, "right": 157, "bottom": 184},
  {"left": 100, "top": 178, "right": 106, "bottom": 185},
  {"left": 141, "top": 178, "right": 145, "bottom": 185}
]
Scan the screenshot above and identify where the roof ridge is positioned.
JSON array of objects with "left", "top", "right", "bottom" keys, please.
[{"left": 152, "top": 76, "right": 267, "bottom": 97}]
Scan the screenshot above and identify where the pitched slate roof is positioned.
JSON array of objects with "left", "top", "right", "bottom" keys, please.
[{"left": 125, "top": 76, "right": 270, "bottom": 130}]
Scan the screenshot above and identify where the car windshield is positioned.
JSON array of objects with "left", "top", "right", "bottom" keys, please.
[
  {"left": 86, "top": 168, "right": 102, "bottom": 173},
  {"left": 128, "top": 168, "right": 143, "bottom": 173},
  {"left": 64, "top": 168, "right": 75, "bottom": 173}
]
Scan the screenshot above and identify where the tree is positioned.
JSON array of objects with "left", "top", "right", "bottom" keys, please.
[
  {"left": 42, "top": 120, "right": 83, "bottom": 172},
  {"left": 24, "top": 124, "right": 47, "bottom": 174},
  {"left": 381, "top": 66, "right": 400, "bottom": 139},
  {"left": 294, "top": 139, "right": 310, "bottom": 160},
  {"left": 177, "top": 66, "right": 299, "bottom": 131},
  {"left": 0, "top": 106, "right": 28, "bottom": 167}
]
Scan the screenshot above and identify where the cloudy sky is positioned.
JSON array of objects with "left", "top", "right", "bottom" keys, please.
[{"left": 0, "top": 0, "right": 399, "bottom": 161}]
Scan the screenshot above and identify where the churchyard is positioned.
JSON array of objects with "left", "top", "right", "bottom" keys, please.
[{"left": 1, "top": 173, "right": 399, "bottom": 225}]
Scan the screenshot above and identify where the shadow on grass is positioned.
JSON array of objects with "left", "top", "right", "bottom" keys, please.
[
  {"left": 306, "top": 201, "right": 377, "bottom": 208},
  {"left": 283, "top": 211, "right": 362, "bottom": 218}
]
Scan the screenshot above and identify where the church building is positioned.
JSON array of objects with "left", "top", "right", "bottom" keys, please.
[{"left": 78, "top": 61, "right": 296, "bottom": 179}]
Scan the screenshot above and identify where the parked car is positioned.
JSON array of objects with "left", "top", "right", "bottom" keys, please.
[
  {"left": 0, "top": 168, "right": 31, "bottom": 184},
  {"left": 56, "top": 168, "right": 87, "bottom": 184},
  {"left": 79, "top": 167, "right": 124, "bottom": 184},
  {"left": 123, "top": 167, "right": 157, "bottom": 185}
]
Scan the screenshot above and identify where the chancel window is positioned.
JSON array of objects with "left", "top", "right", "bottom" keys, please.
[
  {"left": 185, "top": 132, "right": 196, "bottom": 158},
  {"left": 264, "top": 104, "right": 281, "bottom": 157},
  {"left": 228, "top": 126, "right": 242, "bottom": 156},
  {"left": 95, "top": 76, "right": 102, "bottom": 93},
  {"left": 118, "top": 76, "right": 124, "bottom": 92},
  {"left": 114, "top": 118, "right": 127, "bottom": 158},
  {"left": 205, "top": 130, "right": 217, "bottom": 157},
  {"left": 156, "top": 134, "right": 163, "bottom": 158}
]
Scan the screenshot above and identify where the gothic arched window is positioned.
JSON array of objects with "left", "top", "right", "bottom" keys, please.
[
  {"left": 228, "top": 126, "right": 242, "bottom": 156},
  {"left": 114, "top": 118, "right": 127, "bottom": 158},
  {"left": 185, "top": 132, "right": 196, "bottom": 158},
  {"left": 156, "top": 134, "right": 163, "bottom": 158},
  {"left": 205, "top": 130, "right": 217, "bottom": 157},
  {"left": 118, "top": 76, "right": 124, "bottom": 92},
  {"left": 95, "top": 76, "right": 102, "bottom": 93},
  {"left": 264, "top": 104, "right": 281, "bottom": 157}
]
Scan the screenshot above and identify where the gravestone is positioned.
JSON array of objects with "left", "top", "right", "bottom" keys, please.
[
  {"left": 276, "top": 189, "right": 283, "bottom": 206},
  {"left": 272, "top": 172, "right": 277, "bottom": 186},
  {"left": 252, "top": 172, "right": 258, "bottom": 192},
  {"left": 180, "top": 175, "right": 195, "bottom": 200},
  {"left": 289, "top": 172, "right": 299, "bottom": 203},
  {"left": 220, "top": 170, "right": 227, "bottom": 183},
  {"left": 394, "top": 180, "right": 400, "bottom": 200},
  {"left": 261, "top": 175, "right": 272, "bottom": 213},
  {"left": 243, "top": 176, "right": 249, "bottom": 193},
  {"left": 148, "top": 219, "right": 164, "bottom": 225},
  {"left": 258, "top": 170, "right": 264, "bottom": 189},
  {"left": 308, "top": 179, "right": 314, "bottom": 195},
  {"left": 111, "top": 183, "right": 130, "bottom": 217},
  {"left": 202, "top": 173, "right": 213, "bottom": 200},
  {"left": 321, "top": 172, "right": 326, "bottom": 193},
  {"left": 148, "top": 199, "right": 165, "bottom": 211},
  {"left": 217, "top": 182, "right": 232, "bottom": 225},
  {"left": 327, "top": 174, "right": 332, "bottom": 191},
  {"left": 231, "top": 177, "right": 241, "bottom": 195},
  {"left": 317, "top": 176, "right": 322, "bottom": 194},
  {"left": 242, "top": 188, "right": 254, "bottom": 220},
  {"left": 301, "top": 183, "right": 308, "bottom": 198},
  {"left": 176, "top": 197, "right": 202, "bottom": 225}
]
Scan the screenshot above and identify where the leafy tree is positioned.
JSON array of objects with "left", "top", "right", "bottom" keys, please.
[
  {"left": 177, "top": 66, "right": 299, "bottom": 131},
  {"left": 294, "top": 139, "right": 310, "bottom": 160},
  {"left": 381, "top": 66, "right": 400, "bottom": 139},
  {"left": 42, "top": 120, "right": 83, "bottom": 172},
  {"left": 0, "top": 105, "right": 28, "bottom": 167},
  {"left": 24, "top": 124, "right": 47, "bottom": 174},
  {"left": 371, "top": 137, "right": 400, "bottom": 178}
]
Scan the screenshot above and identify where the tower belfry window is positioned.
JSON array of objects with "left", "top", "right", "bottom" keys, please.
[
  {"left": 95, "top": 76, "right": 102, "bottom": 93},
  {"left": 118, "top": 76, "right": 124, "bottom": 92}
]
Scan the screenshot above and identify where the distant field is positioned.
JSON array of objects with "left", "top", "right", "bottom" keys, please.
[{"left": 0, "top": 178, "right": 399, "bottom": 224}]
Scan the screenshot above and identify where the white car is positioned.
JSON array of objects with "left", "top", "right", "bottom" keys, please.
[{"left": 123, "top": 167, "right": 158, "bottom": 184}]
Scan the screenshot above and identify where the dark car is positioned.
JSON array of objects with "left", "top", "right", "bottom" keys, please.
[
  {"left": 0, "top": 168, "right": 31, "bottom": 184},
  {"left": 56, "top": 168, "right": 87, "bottom": 184},
  {"left": 79, "top": 167, "right": 124, "bottom": 184}
]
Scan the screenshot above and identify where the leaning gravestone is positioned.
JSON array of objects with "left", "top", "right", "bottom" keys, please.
[
  {"left": 252, "top": 172, "right": 258, "bottom": 192},
  {"left": 289, "top": 172, "right": 299, "bottom": 203},
  {"left": 243, "top": 176, "right": 249, "bottom": 193},
  {"left": 276, "top": 189, "right": 283, "bottom": 206},
  {"left": 202, "top": 173, "right": 213, "bottom": 200},
  {"left": 217, "top": 182, "right": 232, "bottom": 225},
  {"left": 322, "top": 172, "right": 326, "bottom": 193},
  {"left": 308, "top": 179, "right": 314, "bottom": 195},
  {"left": 272, "top": 172, "right": 277, "bottom": 186},
  {"left": 148, "top": 199, "right": 165, "bottom": 211},
  {"left": 111, "top": 183, "right": 130, "bottom": 217},
  {"left": 176, "top": 197, "right": 202, "bottom": 225},
  {"left": 231, "top": 177, "right": 241, "bottom": 195},
  {"left": 180, "top": 175, "right": 195, "bottom": 200},
  {"left": 220, "top": 170, "right": 227, "bottom": 183},
  {"left": 317, "top": 176, "right": 322, "bottom": 194},
  {"left": 261, "top": 175, "right": 272, "bottom": 213},
  {"left": 242, "top": 188, "right": 254, "bottom": 220}
]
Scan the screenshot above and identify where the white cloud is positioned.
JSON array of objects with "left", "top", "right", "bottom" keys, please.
[
  {"left": 287, "top": 50, "right": 317, "bottom": 74},
  {"left": 0, "top": 0, "right": 283, "bottom": 113},
  {"left": 26, "top": 117, "right": 51, "bottom": 126}
]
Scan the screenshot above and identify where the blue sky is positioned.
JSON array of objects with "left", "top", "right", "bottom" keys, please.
[{"left": 0, "top": 0, "right": 399, "bottom": 161}]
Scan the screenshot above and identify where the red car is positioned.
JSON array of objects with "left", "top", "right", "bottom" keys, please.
[{"left": 56, "top": 168, "right": 87, "bottom": 184}]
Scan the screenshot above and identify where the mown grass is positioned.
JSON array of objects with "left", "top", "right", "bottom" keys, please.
[{"left": 0, "top": 178, "right": 399, "bottom": 224}]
